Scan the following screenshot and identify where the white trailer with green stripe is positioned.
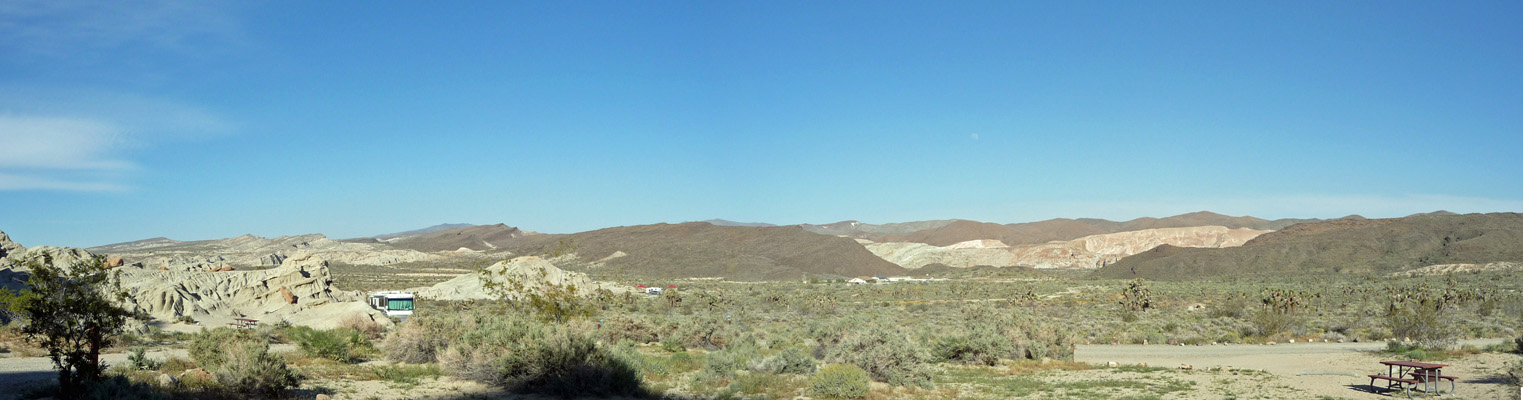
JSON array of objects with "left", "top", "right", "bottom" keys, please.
[{"left": 368, "top": 291, "right": 415, "bottom": 320}]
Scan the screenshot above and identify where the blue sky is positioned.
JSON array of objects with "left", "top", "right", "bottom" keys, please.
[{"left": 2, "top": 1, "right": 1521, "bottom": 248}]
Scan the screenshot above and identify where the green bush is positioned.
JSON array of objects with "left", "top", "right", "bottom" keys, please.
[
  {"left": 827, "top": 324, "right": 932, "bottom": 388},
  {"left": 290, "top": 326, "right": 371, "bottom": 362},
  {"left": 190, "top": 327, "right": 300, "bottom": 397},
  {"left": 810, "top": 364, "right": 869, "bottom": 399},
  {"left": 127, "top": 346, "right": 161, "bottom": 371},
  {"left": 188, "top": 327, "right": 256, "bottom": 369},
  {"left": 704, "top": 346, "right": 753, "bottom": 377},
  {"left": 756, "top": 346, "right": 816, "bottom": 374},
  {"left": 932, "top": 326, "right": 1013, "bottom": 366},
  {"left": 386, "top": 312, "right": 468, "bottom": 363},
  {"left": 668, "top": 351, "right": 699, "bottom": 372},
  {"left": 434, "top": 311, "right": 645, "bottom": 397}
]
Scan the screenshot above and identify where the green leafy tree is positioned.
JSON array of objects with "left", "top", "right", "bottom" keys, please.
[{"left": 14, "top": 254, "right": 146, "bottom": 399}]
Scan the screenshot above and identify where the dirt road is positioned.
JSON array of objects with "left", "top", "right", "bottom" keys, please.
[
  {"left": 0, "top": 345, "right": 296, "bottom": 399},
  {"left": 1078, "top": 339, "right": 1518, "bottom": 399}
]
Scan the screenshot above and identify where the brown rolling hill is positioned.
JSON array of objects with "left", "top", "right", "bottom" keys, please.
[
  {"left": 502, "top": 222, "right": 906, "bottom": 281},
  {"left": 1092, "top": 212, "right": 1523, "bottom": 280},
  {"left": 876, "top": 211, "right": 1317, "bottom": 247},
  {"left": 381, "top": 224, "right": 535, "bottom": 252}
]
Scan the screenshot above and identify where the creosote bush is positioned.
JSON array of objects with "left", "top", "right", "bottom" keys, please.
[
  {"left": 827, "top": 324, "right": 932, "bottom": 389},
  {"left": 385, "top": 311, "right": 468, "bottom": 363},
  {"left": 422, "top": 311, "right": 644, "bottom": 398},
  {"left": 810, "top": 364, "right": 869, "bottom": 399},
  {"left": 189, "top": 327, "right": 300, "bottom": 397},
  {"left": 289, "top": 326, "right": 372, "bottom": 362}
]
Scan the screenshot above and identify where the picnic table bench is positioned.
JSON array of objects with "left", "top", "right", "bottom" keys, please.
[
  {"left": 1369, "top": 360, "right": 1456, "bottom": 397},
  {"left": 228, "top": 318, "right": 258, "bottom": 329}
]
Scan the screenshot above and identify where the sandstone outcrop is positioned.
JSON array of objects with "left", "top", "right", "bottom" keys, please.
[
  {"left": 114, "top": 255, "right": 389, "bottom": 328},
  {"left": 868, "top": 226, "right": 1269, "bottom": 269},
  {"left": 90, "top": 233, "right": 490, "bottom": 271}
]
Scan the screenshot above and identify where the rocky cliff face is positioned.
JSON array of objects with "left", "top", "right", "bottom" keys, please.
[
  {"left": 867, "top": 226, "right": 1269, "bottom": 270},
  {"left": 0, "top": 230, "right": 23, "bottom": 265}
]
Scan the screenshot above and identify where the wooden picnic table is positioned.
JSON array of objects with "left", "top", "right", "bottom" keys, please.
[
  {"left": 229, "top": 318, "right": 259, "bottom": 329},
  {"left": 1369, "top": 360, "right": 1455, "bottom": 397}
]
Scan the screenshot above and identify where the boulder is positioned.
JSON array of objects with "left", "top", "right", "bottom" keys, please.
[
  {"left": 157, "top": 373, "right": 179, "bottom": 387},
  {"left": 105, "top": 257, "right": 125, "bottom": 268},
  {"left": 280, "top": 286, "right": 295, "bottom": 304}
]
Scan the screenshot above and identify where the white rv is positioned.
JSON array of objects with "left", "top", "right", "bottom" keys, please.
[{"left": 368, "top": 291, "right": 415, "bottom": 320}]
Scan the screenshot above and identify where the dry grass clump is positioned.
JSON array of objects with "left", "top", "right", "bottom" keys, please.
[{"left": 338, "top": 312, "right": 386, "bottom": 339}]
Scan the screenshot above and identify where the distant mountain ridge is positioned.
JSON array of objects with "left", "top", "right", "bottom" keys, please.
[
  {"left": 369, "top": 223, "right": 475, "bottom": 239},
  {"left": 1093, "top": 212, "right": 1523, "bottom": 280},
  {"left": 382, "top": 224, "right": 536, "bottom": 252},
  {"left": 501, "top": 222, "right": 906, "bottom": 281}
]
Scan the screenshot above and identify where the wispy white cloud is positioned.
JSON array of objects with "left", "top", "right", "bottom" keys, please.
[
  {"left": 0, "top": 116, "right": 133, "bottom": 170},
  {"left": 0, "top": 172, "right": 127, "bottom": 192},
  {"left": 0, "top": 89, "right": 231, "bottom": 192},
  {"left": 0, "top": 0, "right": 245, "bottom": 58}
]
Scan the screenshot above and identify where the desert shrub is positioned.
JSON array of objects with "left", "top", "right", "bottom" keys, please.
[
  {"left": 1384, "top": 285, "right": 1459, "bottom": 349},
  {"left": 810, "top": 364, "right": 869, "bottom": 399},
  {"left": 160, "top": 356, "right": 195, "bottom": 374},
  {"left": 215, "top": 339, "right": 302, "bottom": 397},
  {"left": 660, "top": 335, "right": 686, "bottom": 352},
  {"left": 704, "top": 346, "right": 756, "bottom": 377},
  {"left": 826, "top": 324, "right": 932, "bottom": 388},
  {"left": 386, "top": 311, "right": 469, "bottom": 363},
  {"left": 290, "top": 326, "right": 372, "bottom": 362},
  {"left": 127, "top": 346, "right": 161, "bottom": 371},
  {"left": 933, "top": 325, "right": 1013, "bottom": 366},
  {"left": 600, "top": 314, "right": 659, "bottom": 344},
  {"left": 436, "top": 312, "right": 644, "bottom": 397},
  {"left": 754, "top": 346, "right": 816, "bottom": 374},
  {"left": 1250, "top": 290, "right": 1304, "bottom": 337},
  {"left": 189, "top": 327, "right": 257, "bottom": 369},
  {"left": 668, "top": 351, "right": 699, "bottom": 372},
  {"left": 338, "top": 312, "right": 386, "bottom": 339},
  {"left": 189, "top": 327, "right": 299, "bottom": 397}
]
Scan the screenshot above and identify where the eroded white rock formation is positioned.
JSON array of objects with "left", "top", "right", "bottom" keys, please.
[{"left": 868, "top": 226, "right": 1269, "bottom": 269}]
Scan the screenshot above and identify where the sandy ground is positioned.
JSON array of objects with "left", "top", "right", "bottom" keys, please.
[
  {"left": 1077, "top": 339, "right": 1520, "bottom": 399},
  {"left": 0, "top": 345, "right": 298, "bottom": 399},
  {"left": 0, "top": 339, "right": 1517, "bottom": 399}
]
